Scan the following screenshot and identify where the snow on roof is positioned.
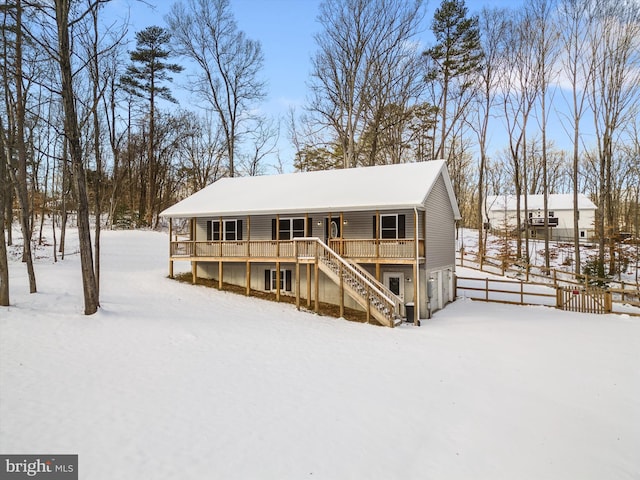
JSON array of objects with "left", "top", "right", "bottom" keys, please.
[
  {"left": 160, "top": 160, "right": 461, "bottom": 218},
  {"left": 486, "top": 194, "right": 596, "bottom": 211}
]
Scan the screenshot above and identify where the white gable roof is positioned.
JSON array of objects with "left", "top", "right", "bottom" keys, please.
[
  {"left": 486, "top": 194, "right": 596, "bottom": 212},
  {"left": 160, "top": 160, "right": 461, "bottom": 219}
]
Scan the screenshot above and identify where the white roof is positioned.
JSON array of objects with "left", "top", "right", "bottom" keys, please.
[
  {"left": 487, "top": 194, "right": 596, "bottom": 211},
  {"left": 160, "top": 160, "right": 461, "bottom": 219}
]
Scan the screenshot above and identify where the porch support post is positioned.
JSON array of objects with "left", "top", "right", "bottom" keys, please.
[
  {"left": 339, "top": 212, "right": 344, "bottom": 255},
  {"left": 168, "top": 217, "right": 174, "bottom": 279},
  {"left": 375, "top": 210, "right": 380, "bottom": 259},
  {"left": 314, "top": 257, "right": 319, "bottom": 313},
  {"left": 296, "top": 260, "right": 301, "bottom": 310},
  {"left": 276, "top": 261, "right": 281, "bottom": 302},
  {"left": 246, "top": 262, "right": 251, "bottom": 296},
  {"left": 246, "top": 215, "right": 251, "bottom": 295},
  {"left": 218, "top": 261, "right": 223, "bottom": 289},
  {"left": 339, "top": 263, "right": 344, "bottom": 318},
  {"left": 246, "top": 215, "right": 251, "bottom": 257},
  {"left": 192, "top": 261, "right": 197, "bottom": 285},
  {"left": 414, "top": 208, "right": 419, "bottom": 324},
  {"left": 306, "top": 264, "right": 312, "bottom": 308},
  {"left": 276, "top": 214, "right": 280, "bottom": 257}
]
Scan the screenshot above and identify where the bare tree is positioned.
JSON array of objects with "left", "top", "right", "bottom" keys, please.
[
  {"left": 0, "top": 116, "right": 9, "bottom": 306},
  {"left": 53, "top": 0, "right": 100, "bottom": 314},
  {"left": 557, "top": 0, "right": 595, "bottom": 275},
  {"left": 307, "top": 0, "right": 424, "bottom": 168},
  {"left": 3, "top": 0, "right": 37, "bottom": 293},
  {"left": 238, "top": 116, "right": 279, "bottom": 176},
  {"left": 472, "top": 7, "right": 507, "bottom": 264},
  {"left": 167, "top": 0, "right": 266, "bottom": 177},
  {"left": 529, "top": 0, "right": 560, "bottom": 272},
  {"left": 499, "top": 9, "right": 540, "bottom": 261},
  {"left": 587, "top": 0, "right": 640, "bottom": 276},
  {"left": 175, "top": 112, "right": 225, "bottom": 193}
]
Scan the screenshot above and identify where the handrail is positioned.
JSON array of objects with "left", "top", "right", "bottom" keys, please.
[
  {"left": 294, "top": 237, "right": 398, "bottom": 323},
  {"left": 343, "top": 258, "right": 404, "bottom": 315}
]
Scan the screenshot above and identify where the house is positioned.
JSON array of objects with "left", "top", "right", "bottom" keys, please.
[
  {"left": 486, "top": 194, "right": 596, "bottom": 241},
  {"left": 159, "top": 160, "right": 461, "bottom": 327}
]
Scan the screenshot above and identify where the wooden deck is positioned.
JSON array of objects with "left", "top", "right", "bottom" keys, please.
[{"left": 169, "top": 238, "right": 424, "bottom": 263}]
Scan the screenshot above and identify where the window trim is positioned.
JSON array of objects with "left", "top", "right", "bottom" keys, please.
[
  {"left": 379, "top": 214, "right": 405, "bottom": 239},
  {"left": 207, "top": 219, "right": 242, "bottom": 241},
  {"left": 265, "top": 269, "right": 293, "bottom": 292},
  {"left": 277, "top": 217, "right": 306, "bottom": 240}
]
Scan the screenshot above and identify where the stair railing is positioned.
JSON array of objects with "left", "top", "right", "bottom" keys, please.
[{"left": 294, "top": 238, "right": 399, "bottom": 325}]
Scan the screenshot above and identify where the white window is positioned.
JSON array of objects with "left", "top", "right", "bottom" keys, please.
[
  {"left": 265, "top": 269, "right": 292, "bottom": 292},
  {"left": 206, "top": 220, "right": 220, "bottom": 241},
  {"left": 224, "top": 219, "right": 242, "bottom": 241},
  {"left": 379, "top": 214, "right": 406, "bottom": 239},
  {"left": 208, "top": 219, "right": 242, "bottom": 241},
  {"left": 278, "top": 218, "right": 306, "bottom": 240}
]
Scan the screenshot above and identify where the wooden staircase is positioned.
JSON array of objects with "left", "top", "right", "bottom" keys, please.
[{"left": 295, "top": 238, "right": 404, "bottom": 327}]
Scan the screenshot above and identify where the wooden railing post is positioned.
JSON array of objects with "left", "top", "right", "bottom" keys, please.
[
  {"left": 339, "top": 263, "right": 344, "bottom": 318},
  {"left": 314, "top": 257, "right": 320, "bottom": 313},
  {"left": 296, "top": 261, "right": 301, "bottom": 310},
  {"left": 366, "top": 285, "right": 371, "bottom": 324}
]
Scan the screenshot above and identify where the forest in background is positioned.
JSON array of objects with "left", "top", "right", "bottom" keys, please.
[{"left": 1, "top": 0, "right": 639, "bottom": 313}]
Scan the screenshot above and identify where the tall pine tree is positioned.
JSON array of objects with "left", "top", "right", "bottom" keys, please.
[
  {"left": 121, "top": 26, "right": 182, "bottom": 227},
  {"left": 424, "top": 0, "right": 482, "bottom": 160}
]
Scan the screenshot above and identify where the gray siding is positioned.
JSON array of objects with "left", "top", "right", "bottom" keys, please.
[
  {"left": 425, "top": 174, "right": 456, "bottom": 269},
  {"left": 195, "top": 210, "right": 418, "bottom": 241}
]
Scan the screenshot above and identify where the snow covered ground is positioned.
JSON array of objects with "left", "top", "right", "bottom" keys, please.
[{"left": 1, "top": 228, "right": 639, "bottom": 479}]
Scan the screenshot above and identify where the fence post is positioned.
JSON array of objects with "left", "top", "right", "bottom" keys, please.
[
  {"left": 454, "top": 275, "right": 458, "bottom": 299},
  {"left": 485, "top": 278, "right": 489, "bottom": 302},
  {"left": 556, "top": 287, "right": 562, "bottom": 309},
  {"left": 520, "top": 280, "right": 524, "bottom": 305},
  {"left": 605, "top": 291, "right": 612, "bottom": 314}
]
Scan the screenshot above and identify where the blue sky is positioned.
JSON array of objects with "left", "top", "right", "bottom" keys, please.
[{"left": 112, "top": 0, "right": 526, "bottom": 171}]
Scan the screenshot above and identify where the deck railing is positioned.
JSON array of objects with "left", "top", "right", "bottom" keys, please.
[{"left": 171, "top": 238, "right": 422, "bottom": 260}]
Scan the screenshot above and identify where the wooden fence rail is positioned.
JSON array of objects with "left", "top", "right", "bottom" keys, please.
[
  {"left": 455, "top": 275, "right": 636, "bottom": 315},
  {"left": 455, "top": 276, "right": 556, "bottom": 308},
  {"left": 457, "top": 251, "right": 639, "bottom": 314}
]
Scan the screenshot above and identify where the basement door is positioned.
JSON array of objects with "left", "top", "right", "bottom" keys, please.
[{"left": 383, "top": 272, "right": 405, "bottom": 301}]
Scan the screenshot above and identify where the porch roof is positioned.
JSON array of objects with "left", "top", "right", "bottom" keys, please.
[{"left": 160, "top": 160, "right": 461, "bottom": 219}]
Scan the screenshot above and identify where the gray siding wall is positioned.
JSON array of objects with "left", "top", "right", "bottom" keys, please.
[
  {"left": 425, "top": 174, "right": 456, "bottom": 270},
  {"left": 195, "top": 210, "right": 419, "bottom": 241}
]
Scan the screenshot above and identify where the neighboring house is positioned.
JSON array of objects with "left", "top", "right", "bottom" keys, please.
[
  {"left": 159, "top": 160, "right": 461, "bottom": 327},
  {"left": 486, "top": 194, "right": 597, "bottom": 242}
]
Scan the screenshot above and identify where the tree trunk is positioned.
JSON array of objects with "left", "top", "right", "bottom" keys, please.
[
  {"left": 54, "top": 0, "right": 99, "bottom": 315},
  {"left": 12, "top": 0, "right": 37, "bottom": 293},
  {"left": 0, "top": 126, "right": 10, "bottom": 306}
]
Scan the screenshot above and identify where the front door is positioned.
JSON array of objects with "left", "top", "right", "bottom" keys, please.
[
  {"left": 324, "top": 218, "right": 341, "bottom": 245},
  {"left": 383, "top": 272, "right": 404, "bottom": 301}
]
